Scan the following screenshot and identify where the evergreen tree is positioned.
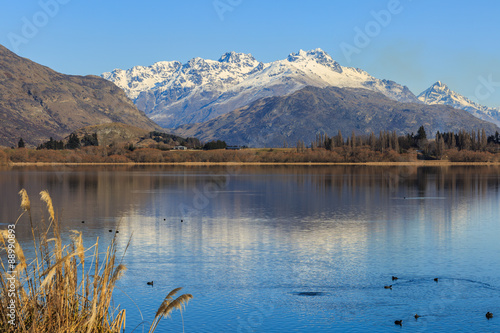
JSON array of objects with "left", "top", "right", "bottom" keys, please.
[
  {"left": 203, "top": 140, "right": 227, "bottom": 150},
  {"left": 416, "top": 126, "right": 428, "bottom": 152},
  {"left": 325, "top": 137, "right": 334, "bottom": 151},
  {"left": 18, "top": 138, "right": 25, "bottom": 148},
  {"left": 66, "top": 133, "right": 81, "bottom": 150},
  {"left": 416, "top": 126, "right": 427, "bottom": 141},
  {"left": 82, "top": 133, "right": 99, "bottom": 147}
]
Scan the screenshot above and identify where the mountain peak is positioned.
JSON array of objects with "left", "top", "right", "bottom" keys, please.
[
  {"left": 287, "top": 48, "right": 342, "bottom": 73},
  {"left": 431, "top": 81, "right": 447, "bottom": 89},
  {"left": 287, "top": 48, "right": 328, "bottom": 61},
  {"left": 418, "top": 81, "right": 500, "bottom": 127},
  {"left": 218, "top": 51, "right": 256, "bottom": 64}
]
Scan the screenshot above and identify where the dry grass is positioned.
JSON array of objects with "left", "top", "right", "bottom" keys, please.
[
  {"left": 5, "top": 146, "right": 500, "bottom": 165},
  {"left": 0, "top": 190, "right": 192, "bottom": 332}
]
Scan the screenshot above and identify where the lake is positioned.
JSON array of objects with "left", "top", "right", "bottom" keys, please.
[{"left": 1, "top": 165, "right": 499, "bottom": 332}]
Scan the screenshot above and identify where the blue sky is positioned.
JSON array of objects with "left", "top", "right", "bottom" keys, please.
[{"left": 1, "top": 0, "right": 499, "bottom": 107}]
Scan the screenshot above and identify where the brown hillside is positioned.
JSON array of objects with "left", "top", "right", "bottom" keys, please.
[{"left": 0, "top": 44, "right": 160, "bottom": 146}]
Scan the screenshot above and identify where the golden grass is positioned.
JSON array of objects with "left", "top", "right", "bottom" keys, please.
[{"left": 0, "top": 190, "right": 192, "bottom": 332}]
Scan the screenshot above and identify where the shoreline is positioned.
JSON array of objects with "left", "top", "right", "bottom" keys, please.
[{"left": 6, "top": 161, "right": 500, "bottom": 167}]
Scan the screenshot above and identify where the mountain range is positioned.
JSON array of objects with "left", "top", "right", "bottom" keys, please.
[
  {"left": 102, "top": 49, "right": 419, "bottom": 128},
  {"left": 172, "top": 86, "right": 499, "bottom": 147},
  {"left": 0, "top": 44, "right": 159, "bottom": 147},
  {"left": 102, "top": 49, "right": 500, "bottom": 131},
  {"left": 1, "top": 45, "right": 499, "bottom": 149}
]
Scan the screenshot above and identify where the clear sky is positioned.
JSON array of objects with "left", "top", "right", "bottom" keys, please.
[{"left": 1, "top": 0, "right": 499, "bottom": 107}]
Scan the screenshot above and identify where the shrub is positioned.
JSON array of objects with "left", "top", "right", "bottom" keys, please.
[
  {"left": 447, "top": 150, "right": 493, "bottom": 162},
  {"left": 8, "top": 148, "right": 28, "bottom": 163},
  {"left": 0, "top": 150, "right": 8, "bottom": 165},
  {"left": 128, "top": 148, "right": 164, "bottom": 163}
]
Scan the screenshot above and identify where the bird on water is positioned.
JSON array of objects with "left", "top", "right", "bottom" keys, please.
[{"left": 147, "top": 281, "right": 154, "bottom": 286}]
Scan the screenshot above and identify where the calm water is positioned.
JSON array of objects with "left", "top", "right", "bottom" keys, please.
[{"left": 1, "top": 165, "right": 499, "bottom": 332}]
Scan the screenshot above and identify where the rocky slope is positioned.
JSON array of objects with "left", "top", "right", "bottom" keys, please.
[
  {"left": 102, "top": 49, "right": 419, "bottom": 128},
  {"left": 0, "top": 44, "right": 160, "bottom": 146},
  {"left": 174, "top": 86, "right": 499, "bottom": 147}
]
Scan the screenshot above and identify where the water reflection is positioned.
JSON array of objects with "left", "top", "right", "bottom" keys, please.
[
  {"left": 0, "top": 165, "right": 499, "bottom": 332},
  {"left": 1, "top": 165, "right": 499, "bottom": 243}
]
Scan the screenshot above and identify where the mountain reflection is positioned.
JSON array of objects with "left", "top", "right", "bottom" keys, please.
[{"left": 1, "top": 165, "right": 498, "bottom": 243}]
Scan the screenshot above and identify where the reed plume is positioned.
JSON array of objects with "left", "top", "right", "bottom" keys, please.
[
  {"left": 149, "top": 287, "right": 193, "bottom": 333},
  {"left": 0, "top": 189, "right": 192, "bottom": 332},
  {"left": 40, "top": 190, "right": 55, "bottom": 222},
  {"left": 18, "top": 189, "right": 30, "bottom": 212}
]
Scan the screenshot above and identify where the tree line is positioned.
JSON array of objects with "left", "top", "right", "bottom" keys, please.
[
  {"left": 311, "top": 126, "right": 500, "bottom": 159},
  {"left": 36, "top": 133, "right": 99, "bottom": 150}
]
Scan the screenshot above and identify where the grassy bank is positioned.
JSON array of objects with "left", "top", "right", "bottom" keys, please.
[
  {"left": 2, "top": 146, "right": 500, "bottom": 166},
  {"left": 0, "top": 190, "right": 192, "bottom": 332}
]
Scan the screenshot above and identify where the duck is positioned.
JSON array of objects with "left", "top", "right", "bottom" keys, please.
[
  {"left": 414, "top": 314, "right": 420, "bottom": 319},
  {"left": 394, "top": 320, "right": 402, "bottom": 326},
  {"left": 392, "top": 276, "right": 398, "bottom": 281},
  {"left": 486, "top": 312, "right": 493, "bottom": 319},
  {"left": 147, "top": 281, "right": 154, "bottom": 286},
  {"left": 384, "top": 285, "right": 392, "bottom": 289},
  {"left": 434, "top": 278, "right": 439, "bottom": 282}
]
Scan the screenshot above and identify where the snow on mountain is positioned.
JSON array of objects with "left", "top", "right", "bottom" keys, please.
[
  {"left": 102, "top": 49, "right": 419, "bottom": 128},
  {"left": 418, "top": 81, "right": 500, "bottom": 127}
]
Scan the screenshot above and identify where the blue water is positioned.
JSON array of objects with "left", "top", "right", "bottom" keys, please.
[{"left": 1, "top": 165, "right": 499, "bottom": 332}]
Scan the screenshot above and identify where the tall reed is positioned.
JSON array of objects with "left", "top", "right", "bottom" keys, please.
[{"left": 0, "top": 189, "right": 192, "bottom": 332}]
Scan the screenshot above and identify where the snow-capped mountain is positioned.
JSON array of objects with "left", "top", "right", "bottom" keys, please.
[
  {"left": 418, "top": 81, "right": 500, "bottom": 127},
  {"left": 102, "top": 49, "right": 419, "bottom": 128}
]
